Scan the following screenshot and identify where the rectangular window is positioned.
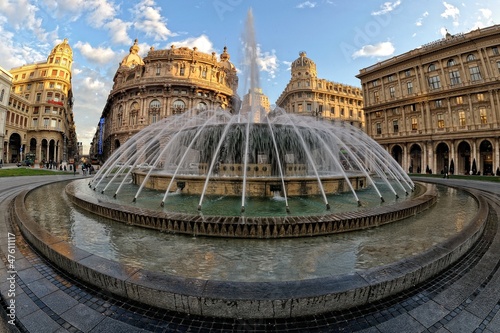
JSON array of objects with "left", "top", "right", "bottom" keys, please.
[
  {"left": 493, "top": 47, "right": 499, "bottom": 55},
  {"left": 298, "top": 104, "right": 303, "bottom": 112},
  {"left": 477, "top": 93, "right": 484, "bottom": 101},
  {"left": 479, "top": 107, "right": 487, "bottom": 124},
  {"left": 387, "top": 75, "right": 394, "bottom": 82},
  {"left": 405, "top": 69, "right": 411, "bottom": 77},
  {"left": 393, "top": 120, "right": 399, "bottom": 133},
  {"left": 156, "top": 66, "right": 161, "bottom": 76},
  {"left": 411, "top": 118, "right": 418, "bottom": 130},
  {"left": 497, "top": 61, "right": 500, "bottom": 73},
  {"left": 306, "top": 103, "right": 312, "bottom": 112},
  {"left": 449, "top": 70, "right": 461, "bottom": 86},
  {"left": 435, "top": 99, "right": 442, "bottom": 108},
  {"left": 371, "top": 80, "right": 378, "bottom": 87},
  {"left": 179, "top": 67, "right": 185, "bottom": 76},
  {"left": 373, "top": 91, "right": 380, "bottom": 103},
  {"left": 428, "top": 75, "right": 441, "bottom": 90},
  {"left": 456, "top": 96, "right": 463, "bottom": 104},
  {"left": 375, "top": 111, "right": 382, "bottom": 118},
  {"left": 32, "top": 118, "right": 38, "bottom": 127},
  {"left": 51, "top": 69, "right": 57, "bottom": 76},
  {"left": 389, "top": 86, "right": 395, "bottom": 98},
  {"left": 437, "top": 114, "right": 445, "bottom": 128},
  {"left": 407, "top": 81, "right": 413, "bottom": 94},
  {"left": 469, "top": 66, "right": 482, "bottom": 81},
  {"left": 376, "top": 123, "right": 382, "bottom": 135},
  {"left": 459, "top": 111, "right": 466, "bottom": 126}
]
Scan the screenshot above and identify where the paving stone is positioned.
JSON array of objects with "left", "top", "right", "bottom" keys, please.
[
  {"left": 60, "top": 303, "right": 105, "bottom": 332},
  {"left": 373, "top": 313, "right": 425, "bottom": 333},
  {"left": 20, "top": 309, "right": 62, "bottom": 333},
  {"left": 41, "top": 290, "right": 79, "bottom": 315},
  {"left": 443, "top": 310, "right": 483, "bottom": 333},
  {"left": 409, "top": 299, "right": 449, "bottom": 328},
  {"left": 89, "top": 317, "right": 146, "bottom": 332},
  {"left": 25, "top": 277, "right": 59, "bottom": 299}
]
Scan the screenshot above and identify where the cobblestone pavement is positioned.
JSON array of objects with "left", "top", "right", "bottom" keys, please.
[{"left": 1, "top": 175, "right": 499, "bottom": 332}]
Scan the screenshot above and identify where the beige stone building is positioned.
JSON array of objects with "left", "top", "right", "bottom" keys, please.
[
  {"left": 276, "top": 52, "right": 364, "bottom": 128},
  {"left": 357, "top": 25, "right": 500, "bottom": 176},
  {"left": 6, "top": 39, "right": 78, "bottom": 165},
  {"left": 0, "top": 66, "right": 12, "bottom": 164},
  {"left": 90, "top": 40, "right": 239, "bottom": 161}
]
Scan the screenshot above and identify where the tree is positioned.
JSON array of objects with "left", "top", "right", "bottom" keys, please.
[
  {"left": 471, "top": 158, "right": 477, "bottom": 175},
  {"left": 449, "top": 159, "right": 455, "bottom": 175}
]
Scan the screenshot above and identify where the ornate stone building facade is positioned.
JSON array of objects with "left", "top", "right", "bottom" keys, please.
[
  {"left": 90, "top": 40, "right": 239, "bottom": 161},
  {"left": 357, "top": 25, "right": 500, "bottom": 176},
  {"left": 6, "top": 39, "right": 78, "bottom": 165},
  {"left": 0, "top": 66, "right": 12, "bottom": 164},
  {"left": 276, "top": 52, "right": 364, "bottom": 128}
]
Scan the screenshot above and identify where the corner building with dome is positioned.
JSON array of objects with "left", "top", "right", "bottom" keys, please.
[
  {"left": 90, "top": 40, "right": 239, "bottom": 161},
  {"left": 5, "top": 39, "right": 78, "bottom": 165},
  {"left": 276, "top": 52, "right": 364, "bottom": 128}
]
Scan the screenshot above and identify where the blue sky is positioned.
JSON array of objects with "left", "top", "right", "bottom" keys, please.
[{"left": 0, "top": 0, "right": 498, "bottom": 153}]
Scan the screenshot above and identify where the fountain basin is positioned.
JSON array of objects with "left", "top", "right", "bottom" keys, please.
[
  {"left": 66, "top": 181, "right": 435, "bottom": 238},
  {"left": 12, "top": 180, "right": 488, "bottom": 318}
]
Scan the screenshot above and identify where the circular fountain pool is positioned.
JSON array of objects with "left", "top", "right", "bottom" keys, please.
[{"left": 25, "top": 180, "right": 477, "bottom": 281}]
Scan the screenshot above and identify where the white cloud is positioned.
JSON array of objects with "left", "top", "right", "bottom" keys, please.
[
  {"left": 168, "top": 35, "right": 216, "bottom": 54},
  {"left": 282, "top": 60, "right": 292, "bottom": 72},
  {"left": 257, "top": 48, "right": 278, "bottom": 79},
  {"left": 86, "top": 0, "right": 118, "bottom": 28},
  {"left": 296, "top": 1, "right": 316, "bottom": 9},
  {"left": 132, "top": 0, "right": 174, "bottom": 41},
  {"left": 0, "top": 0, "right": 48, "bottom": 40},
  {"left": 441, "top": 2, "right": 459, "bottom": 21},
  {"left": 74, "top": 41, "right": 116, "bottom": 65},
  {"left": 352, "top": 41, "right": 395, "bottom": 59},
  {"left": 415, "top": 11, "right": 429, "bottom": 26},
  {"left": 372, "top": 0, "right": 401, "bottom": 16},
  {"left": 105, "top": 19, "right": 133, "bottom": 45},
  {"left": 479, "top": 8, "right": 492, "bottom": 19}
]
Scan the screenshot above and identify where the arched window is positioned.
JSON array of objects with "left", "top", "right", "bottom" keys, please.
[
  {"left": 197, "top": 102, "right": 207, "bottom": 112},
  {"left": 447, "top": 59, "right": 456, "bottom": 67},
  {"left": 150, "top": 99, "right": 161, "bottom": 110},
  {"left": 172, "top": 100, "right": 185, "bottom": 114},
  {"left": 428, "top": 64, "right": 436, "bottom": 72},
  {"left": 466, "top": 54, "right": 476, "bottom": 61}
]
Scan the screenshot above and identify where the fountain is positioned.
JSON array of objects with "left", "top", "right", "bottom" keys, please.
[{"left": 10, "top": 9, "right": 489, "bottom": 320}]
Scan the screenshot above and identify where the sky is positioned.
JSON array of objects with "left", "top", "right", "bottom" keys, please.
[{"left": 0, "top": 0, "right": 498, "bottom": 154}]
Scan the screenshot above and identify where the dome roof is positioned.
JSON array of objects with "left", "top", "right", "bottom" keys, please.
[
  {"left": 219, "top": 46, "right": 236, "bottom": 70},
  {"left": 291, "top": 51, "right": 315, "bottom": 69},
  {"left": 121, "top": 39, "right": 144, "bottom": 68},
  {"left": 49, "top": 38, "right": 73, "bottom": 58}
]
